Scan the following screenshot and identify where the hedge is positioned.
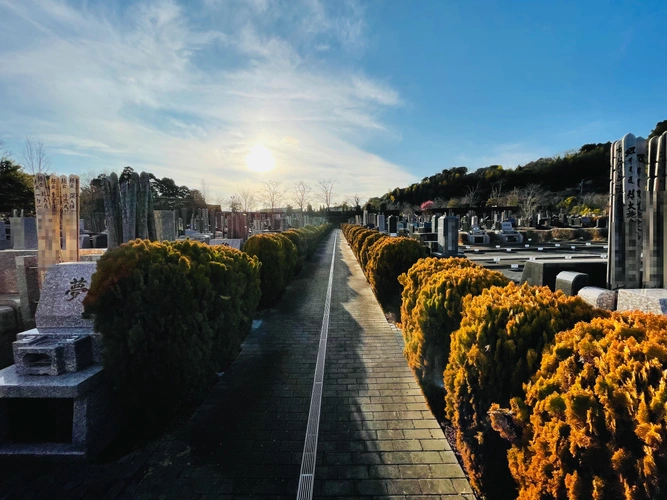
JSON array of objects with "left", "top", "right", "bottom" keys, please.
[
  {"left": 443, "top": 282, "right": 600, "bottom": 498},
  {"left": 282, "top": 229, "right": 307, "bottom": 273},
  {"left": 83, "top": 239, "right": 261, "bottom": 426},
  {"left": 244, "top": 224, "right": 331, "bottom": 307},
  {"left": 399, "top": 258, "right": 510, "bottom": 392},
  {"left": 359, "top": 232, "right": 387, "bottom": 271},
  {"left": 365, "top": 236, "right": 427, "bottom": 307},
  {"left": 492, "top": 312, "right": 667, "bottom": 500}
]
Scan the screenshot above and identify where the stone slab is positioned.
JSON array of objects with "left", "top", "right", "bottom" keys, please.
[
  {"left": 0, "top": 364, "right": 104, "bottom": 398},
  {"left": 521, "top": 259, "right": 607, "bottom": 291},
  {"left": 35, "top": 262, "right": 96, "bottom": 330},
  {"left": 555, "top": 271, "right": 588, "bottom": 296},
  {"left": 578, "top": 286, "right": 617, "bottom": 310},
  {"left": 14, "top": 334, "right": 93, "bottom": 375},
  {"left": 17, "top": 329, "right": 103, "bottom": 364},
  {"left": 617, "top": 289, "right": 667, "bottom": 314}
]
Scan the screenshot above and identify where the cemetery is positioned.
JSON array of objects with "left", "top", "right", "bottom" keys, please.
[{"left": 0, "top": 133, "right": 662, "bottom": 499}]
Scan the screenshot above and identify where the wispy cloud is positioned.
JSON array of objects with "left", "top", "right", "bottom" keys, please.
[{"left": 0, "top": 0, "right": 415, "bottom": 200}]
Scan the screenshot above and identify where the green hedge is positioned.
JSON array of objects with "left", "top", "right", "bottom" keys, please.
[
  {"left": 244, "top": 224, "right": 331, "bottom": 307},
  {"left": 83, "top": 239, "right": 261, "bottom": 426}
]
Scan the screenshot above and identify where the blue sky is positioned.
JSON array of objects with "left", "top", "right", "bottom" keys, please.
[{"left": 1, "top": 0, "right": 666, "bottom": 203}]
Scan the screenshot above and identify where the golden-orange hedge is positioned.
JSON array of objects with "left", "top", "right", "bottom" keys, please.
[
  {"left": 443, "top": 282, "right": 600, "bottom": 498},
  {"left": 493, "top": 312, "right": 667, "bottom": 500},
  {"left": 399, "top": 258, "right": 510, "bottom": 391}
]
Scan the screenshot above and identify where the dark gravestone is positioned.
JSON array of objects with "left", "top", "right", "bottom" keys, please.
[
  {"left": 521, "top": 259, "right": 607, "bottom": 291},
  {"left": 91, "top": 234, "right": 107, "bottom": 249},
  {"left": 555, "top": 271, "right": 589, "bottom": 296}
]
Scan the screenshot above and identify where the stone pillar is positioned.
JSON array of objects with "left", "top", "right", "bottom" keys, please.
[
  {"left": 15, "top": 255, "right": 39, "bottom": 330},
  {"left": 437, "top": 216, "right": 458, "bottom": 256},
  {"left": 377, "top": 214, "right": 385, "bottom": 232}
]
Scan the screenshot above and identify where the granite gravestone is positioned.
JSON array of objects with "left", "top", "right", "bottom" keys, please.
[
  {"left": 9, "top": 217, "right": 38, "bottom": 250},
  {"left": 387, "top": 216, "right": 397, "bottom": 235},
  {"left": 0, "top": 222, "right": 10, "bottom": 250},
  {"left": 437, "top": 216, "right": 458, "bottom": 257},
  {"left": 377, "top": 214, "right": 386, "bottom": 232},
  {"left": 0, "top": 261, "right": 117, "bottom": 459},
  {"left": 154, "top": 210, "right": 176, "bottom": 241}
]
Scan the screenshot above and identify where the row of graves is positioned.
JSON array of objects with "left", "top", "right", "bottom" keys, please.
[
  {"left": 509, "top": 133, "right": 667, "bottom": 316},
  {"left": 352, "top": 210, "right": 523, "bottom": 254},
  {"left": 0, "top": 171, "right": 292, "bottom": 459}
]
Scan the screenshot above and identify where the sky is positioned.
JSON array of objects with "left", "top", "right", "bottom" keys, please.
[{"left": 1, "top": 0, "right": 666, "bottom": 205}]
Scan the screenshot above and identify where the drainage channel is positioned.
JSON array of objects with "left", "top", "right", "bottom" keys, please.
[{"left": 296, "top": 231, "right": 337, "bottom": 500}]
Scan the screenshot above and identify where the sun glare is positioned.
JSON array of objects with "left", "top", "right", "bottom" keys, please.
[{"left": 246, "top": 143, "right": 276, "bottom": 173}]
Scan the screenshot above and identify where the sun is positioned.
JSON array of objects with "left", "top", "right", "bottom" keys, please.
[{"left": 246, "top": 143, "right": 276, "bottom": 173}]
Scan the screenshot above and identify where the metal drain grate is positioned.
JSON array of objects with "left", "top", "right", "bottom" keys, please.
[{"left": 296, "top": 232, "right": 337, "bottom": 500}]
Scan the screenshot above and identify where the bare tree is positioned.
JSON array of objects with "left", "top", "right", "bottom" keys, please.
[
  {"left": 517, "top": 184, "right": 546, "bottom": 221},
  {"left": 235, "top": 188, "right": 256, "bottom": 213},
  {"left": 461, "top": 182, "right": 481, "bottom": 208},
  {"left": 352, "top": 194, "right": 363, "bottom": 208},
  {"left": 291, "top": 181, "right": 311, "bottom": 212},
  {"left": 316, "top": 179, "right": 336, "bottom": 210},
  {"left": 21, "top": 137, "right": 51, "bottom": 174},
  {"left": 226, "top": 195, "right": 241, "bottom": 212},
  {"left": 489, "top": 180, "right": 505, "bottom": 206},
  {"left": 258, "top": 180, "right": 287, "bottom": 215}
]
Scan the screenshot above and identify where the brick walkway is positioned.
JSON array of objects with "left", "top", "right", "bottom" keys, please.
[{"left": 0, "top": 230, "right": 474, "bottom": 499}]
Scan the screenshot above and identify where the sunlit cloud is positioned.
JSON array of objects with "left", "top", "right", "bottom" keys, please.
[{"left": 0, "top": 0, "right": 416, "bottom": 201}]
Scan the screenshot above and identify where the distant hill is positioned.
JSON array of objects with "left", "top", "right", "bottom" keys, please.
[{"left": 369, "top": 142, "right": 611, "bottom": 208}]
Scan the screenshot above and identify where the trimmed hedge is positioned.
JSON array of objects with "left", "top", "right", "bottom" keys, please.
[
  {"left": 83, "top": 239, "right": 261, "bottom": 426},
  {"left": 399, "top": 258, "right": 510, "bottom": 391},
  {"left": 493, "top": 312, "right": 667, "bottom": 500},
  {"left": 443, "top": 282, "right": 599, "bottom": 498},
  {"left": 365, "top": 236, "right": 427, "bottom": 307},
  {"left": 244, "top": 224, "right": 331, "bottom": 307},
  {"left": 359, "top": 232, "right": 387, "bottom": 270},
  {"left": 282, "top": 229, "right": 307, "bottom": 273}
]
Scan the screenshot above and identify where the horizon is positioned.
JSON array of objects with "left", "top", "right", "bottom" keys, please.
[{"left": 1, "top": 0, "right": 666, "bottom": 203}]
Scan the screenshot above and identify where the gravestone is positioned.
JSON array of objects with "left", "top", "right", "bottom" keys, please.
[
  {"left": 437, "top": 216, "right": 458, "bottom": 257},
  {"left": 555, "top": 271, "right": 589, "bottom": 296},
  {"left": 0, "top": 261, "right": 117, "bottom": 459},
  {"left": 387, "top": 216, "right": 397, "bottom": 235},
  {"left": 79, "top": 235, "right": 91, "bottom": 249},
  {"left": 15, "top": 255, "right": 39, "bottom": 330},
  {"left": 91, "top": 234, "right": 107, "bottom": 249},
  {"left": 0, "top": 222, "right": 9, "bottom": 250},
  {"left": 521, "top": 259, "right": 607, "bottom": 291},
  {"left": 154, "top": 210, "right": 176, "bottom": 241},
  {"left": 377, "top": 214, "right": 386, "bottom": 232},
  {"left": 35, "top": 262, "right": 95, "bottom": 332},
  {"left": 9, "top": 217, "right": 38, "bottom": 250}
]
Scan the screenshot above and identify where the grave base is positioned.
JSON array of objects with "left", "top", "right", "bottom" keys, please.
[
  {"left": 617, "top": 289, "right": 667, "bottom": 314},
  {"left": 0, "top": 364, "right": 117, "bottom": 460}
]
